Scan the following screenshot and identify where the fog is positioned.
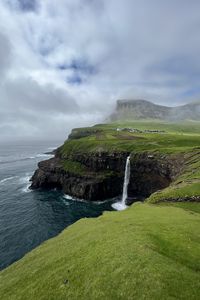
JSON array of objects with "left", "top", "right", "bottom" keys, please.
[{"left": 1, "top": 0, "right": 200, "bottom": 142}]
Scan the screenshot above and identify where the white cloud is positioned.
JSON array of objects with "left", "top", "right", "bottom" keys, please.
[{"left": 0, "top": 0, "right": 200, "bottom": 141}]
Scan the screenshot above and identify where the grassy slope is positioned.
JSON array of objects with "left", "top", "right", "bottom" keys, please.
[
  {"left": 1, "top": 203, "right": 200, "bottom": 300},
  {"left": 60, "top": 121, "right": 200, "bottom": 155},
  {"left": 60, "top": 120, "right": 200, "bottom": 202},
  {"left": 158, "top": 202, "right": 200, "bottom": 214}
]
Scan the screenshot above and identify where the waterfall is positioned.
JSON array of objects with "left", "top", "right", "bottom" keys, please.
[
  {"left": 112, "top": 155, "right": 131, "bottom": 211},
  {"left": 122, "top": 155, "right": 131, "bottom": 205}
]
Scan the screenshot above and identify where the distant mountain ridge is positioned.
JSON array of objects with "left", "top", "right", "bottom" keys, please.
[{"left": 110, "top": 99, "right": 200, "bottom": 121}]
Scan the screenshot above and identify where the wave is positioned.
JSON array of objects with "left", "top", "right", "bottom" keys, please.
[
  {"left": 19, "top": 175, "right": 32, "bottom": 193},
  {"left": 0, "top": 176, "right": 18, "bottom": 184},
  {"left": 47, "top": 147, "right": 56, "bottom": 150},
  {"left": 35, "top": 154, "right": 54, "bottom": 158},
  {"left": 63, "top": 194, "right": 115, "bottom": 205},
  {"left": 19, "top": 175, "right": 31, "bottom": 184},
  {"left": 0, "top": 157, "right": 33, "bottom": 164},
  {"left": 62, "top": 199, "right": 71, "bottom": 206},
  {"left": 21, "top": 185, "right": 31, "bottom": 193},
  {"left": 0, "top": 153, "right": 54, "bottom": 165},
  {"left": 63, "top": 194, "right": 85, "bottom": 202},
  {"left": 0, "top": 174, "right": 32, "bottom": 192}
]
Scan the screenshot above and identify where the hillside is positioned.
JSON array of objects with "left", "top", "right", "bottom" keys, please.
[
  {"left": 109, "top": 99, "right": 200, "bottom": 121},
  {"left": 1, "top": 203, "right": 200, "bottom": 300},
  {"left": 1, "top": 120, "right": 200, "bottom": 299}
]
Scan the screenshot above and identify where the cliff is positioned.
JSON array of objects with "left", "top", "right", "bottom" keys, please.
[
  {"left": 31, "top": 151, "right": 182, "bottom": 201},
  {"left": 109, "top": 99, "right": 200, "bottom": 121},
  {"left": 30, "top": 121, "right": 200, "bottom": 203}
]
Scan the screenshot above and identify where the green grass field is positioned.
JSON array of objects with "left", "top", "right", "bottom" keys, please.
[
  {"left": 61, "top": 121, "right": 200, "bottom": 155},
  {"left": 1, "top": 203, "right": 200, "bottom": 300}
]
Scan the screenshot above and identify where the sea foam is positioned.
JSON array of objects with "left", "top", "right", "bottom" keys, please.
[{"left": 0, "top": 176, "right": 18, "bottom": 184}]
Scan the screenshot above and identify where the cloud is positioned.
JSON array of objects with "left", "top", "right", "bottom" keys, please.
[
  {"left": 1, "top": 78, "right": 78, "bottom": 114},
  {"left": 0, "top": 33, "right": 12, "bottom": 76},
  {"left": 0, "top": 0, "right": 200, "bottom": 141}
]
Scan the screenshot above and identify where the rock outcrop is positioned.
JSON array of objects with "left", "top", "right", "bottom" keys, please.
[
  {"left": 109, "top": 99, "right": 200, "bottom": 121},
  {"left": 31, "top": 156, "right": 123, "bottom": 201},
  {"left": 30, "top": 150, "right": 183, "bottom": 202}
]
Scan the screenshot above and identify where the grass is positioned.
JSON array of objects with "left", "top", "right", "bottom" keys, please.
[
  {"left": 147, "top": 148, "right": 200, "bottom": 203},
  {"left": 60, "top": 133, "right": 200, "bottom": 155},
  {"left": 62, "top": 160, "right": 87, "bottom": 175},
  {"left": 60, "top": 121, "right": 200, "bottom": 156},
  {"left": 147, "top": 182, "right": 200, "bottom": 203},
  {"left": 158, "top": 202, "right": 200, "bottom": 214},
  {"left": 62, "top": 160, "right": 116, "bottom": 179},
  {"left": 94, "top": 120, "right": 200, "bottom": 135},
  {"left": 1, "top": 203, "right": 200, "bottom": 300}
]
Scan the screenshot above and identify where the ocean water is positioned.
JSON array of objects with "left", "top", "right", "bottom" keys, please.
[{"left": 0, "top": 142, "right": 115, "bottom": 270}]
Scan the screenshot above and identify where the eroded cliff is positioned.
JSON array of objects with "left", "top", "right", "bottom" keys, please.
[
  {"left": 30, "top": 121, "right": 200, "bottom": 202},
  {"left": 30, "top": 149, "right": 183, "bottom": 201}
]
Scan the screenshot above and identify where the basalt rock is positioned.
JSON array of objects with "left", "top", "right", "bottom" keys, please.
[
  {"left": 30, "top": 151, "right": 184, "bottom": 202},
  {"left": 128, "top": 153, "right": 183, "bottom": 197}
]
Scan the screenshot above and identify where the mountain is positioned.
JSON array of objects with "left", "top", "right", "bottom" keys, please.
[{"left": 109, "top": 99, "right": 200, "bottom": 121}]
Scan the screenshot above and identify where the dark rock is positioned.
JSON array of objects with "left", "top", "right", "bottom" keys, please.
[
  {"left": 125, "top": 197, "right": 144, "bottom": 205},
  {"left": 161, "top": 196, "right": 200, "bottom": 202},
  {"left": 30, "top": 151, "right": 184, "bottom": 202}
]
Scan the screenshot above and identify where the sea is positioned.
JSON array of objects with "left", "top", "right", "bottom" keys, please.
[{"left": 0, "top": 141, "right": 115, "bottom": 270}]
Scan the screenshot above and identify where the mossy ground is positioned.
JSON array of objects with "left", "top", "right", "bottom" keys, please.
[
  {"left": 1, "top": 203, "right": 200, "bottom": 300},
  {"left": 62, "top": 159, "right": 87, "bottom": 175},
  {"left": 62, "top": 160, "right": 115, "bottom": 179}
]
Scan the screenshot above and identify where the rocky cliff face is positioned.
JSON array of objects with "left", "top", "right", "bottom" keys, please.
[
  {"left": 31, "top": 156, "right": 124, "bottom": 201},
  {"left": 30, "top": 150, "right": 183, "bottom": 202},
  {"left": 110, "top": 99, "right": 200, "bottom": 121}
]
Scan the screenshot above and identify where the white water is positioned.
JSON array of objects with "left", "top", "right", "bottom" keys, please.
[
  {"left": 112, "top": 155, "right": 131, "bottom": 211},
  {"left": 122, "top": 155, "right": 131, "bottom": 204},
  {"left": 19, "top": 174, "right": 32, "bottom": 193},
  {"left": 0, "top": 176, "right": 18, "bottom": 184}
]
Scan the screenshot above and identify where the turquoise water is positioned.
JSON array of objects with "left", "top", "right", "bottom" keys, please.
[{"left": 0, "top": 142, "right": 115, "bottom": 270}]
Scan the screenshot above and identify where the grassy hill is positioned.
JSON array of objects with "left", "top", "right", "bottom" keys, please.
[
  {"left": 1, "top": 120, "right": 200, "bottom": 299},
  {"left": 1, "top": 203, "right": 200, "bottom": 300},
  {"left": 64, "top": 120, "right": 200, "bottom": 155}
]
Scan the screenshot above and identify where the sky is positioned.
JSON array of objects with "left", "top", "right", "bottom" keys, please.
[{"left": 0, "top": 0, "right": 200, "bottom": 141}]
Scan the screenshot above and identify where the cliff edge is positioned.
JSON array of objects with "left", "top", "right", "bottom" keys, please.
[{"left": 30, "top": 121, "right": 200, "bottom": 203}]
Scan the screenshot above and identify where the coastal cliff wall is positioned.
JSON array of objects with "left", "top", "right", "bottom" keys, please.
[{"left": 31, "top": 150, "right": 183, "bottom": 202}]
